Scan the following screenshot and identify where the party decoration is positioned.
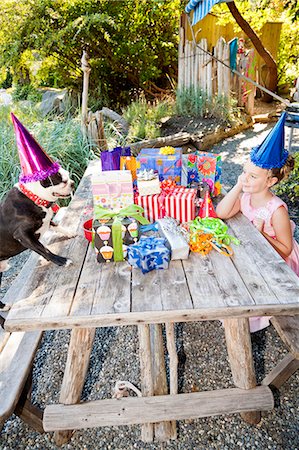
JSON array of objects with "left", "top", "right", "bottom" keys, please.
[
  {"left": 189, "top": 217, "right": 240, "bottom": 246},
  {"left": 11, "top": 112, "right": 60, "bottom": 183},
  {"left": 250, "top": 112, "right": 288, "bottom": 169},
  {"left": 198, "top": 190, "right": 217, "bottom": 218}
]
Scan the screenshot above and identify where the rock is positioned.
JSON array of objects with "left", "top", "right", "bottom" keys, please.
[
  {"left": 0, "top": 89, "right": 12, "bottom": 105},
  {"left": 39, "top": 89, "right": 69, "bottom": 116}
]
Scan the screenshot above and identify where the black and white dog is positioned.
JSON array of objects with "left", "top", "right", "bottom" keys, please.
[{"left": 0, "top": 167, "right": 75, "bottom": 312}]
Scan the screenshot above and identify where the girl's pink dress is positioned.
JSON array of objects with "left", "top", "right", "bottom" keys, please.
[{"left": 240, "top": 193, "right": 299, "bottom": 333}]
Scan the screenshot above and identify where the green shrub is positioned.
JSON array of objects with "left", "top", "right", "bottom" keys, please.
[
  {"left": 274, "top": 152, "right": 299, "bottom": 205},
  {"left": 123, "top": 96, "right": 174, "bottom": 142},
  {"left": 176, "top": 87, "right": 237, "bottom": 122},
  {"left": 11, "top": 84, "right": 42, "bottom": 102}
]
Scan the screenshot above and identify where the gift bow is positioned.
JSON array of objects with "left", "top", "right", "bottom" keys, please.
[
  {"left": 159, "top": 146, "right": 175, "bottom": 155},
  {"left": 94, "top": 204, "right": 149, "bottom": 225},
  {"left": 94, "top": 204, "right": 149, "bottom": 262}
]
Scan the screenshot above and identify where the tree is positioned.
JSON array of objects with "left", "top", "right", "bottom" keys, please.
[
  {"left": 0, "top": 0, "right": 181, "bottom": 108},
  {"left": 227, "top": 1, "right": 278, "bottom": 102}
]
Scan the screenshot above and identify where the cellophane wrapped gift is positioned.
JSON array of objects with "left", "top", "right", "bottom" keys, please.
[
  {"left": 127, "top": 236, "right": 170, "bottom": 274},
  {"left": 137, "top": 169, "right": 161, "bottom": 196},
  {"left": 93, "top": 204, "right": 149, "bottom": 263},
  {"left": 136, "top": 147, "right": 182, "bottom": 184},
  {"left": 92, "top": 169, "right": 134, "bottom": 210},
  {"left": 134, "top": 187, "right": 196, "bottom": 223},
  {"left": 187, "top": 151, "right": 222, "bottom": 196},
  {"left": 157, "top": 217, "right": 190, "bottom": 260}
]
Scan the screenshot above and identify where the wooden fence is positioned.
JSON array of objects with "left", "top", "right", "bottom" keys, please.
[{"left": 178, "top": 36, "right": 232, "bottom": 98}]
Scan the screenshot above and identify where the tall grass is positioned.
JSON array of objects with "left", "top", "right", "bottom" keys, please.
[
  {"left": 123, "top": 96, "right": 174, "bottom": 142},
  {"left": 176, "top": 87, "right": 237, "bottom": 122},
  {"left": 0, "top": 105, "right": 96, "bottom": 200}
]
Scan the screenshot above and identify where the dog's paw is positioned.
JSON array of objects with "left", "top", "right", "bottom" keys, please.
[
  {"left": 65, "top": 258, "right": 73, "bottom": 267},
  {"left": 53, "top": 225, "right": 77, "bottom": 239},
  {"left": 39, "top": 256, "right": 50, "bottom": 267},
  {"left": 64, "top": 230, "right": 77, "bottom": 239},
  {"left": 0, "top": 301, "right": 11, "bottom": 312}
]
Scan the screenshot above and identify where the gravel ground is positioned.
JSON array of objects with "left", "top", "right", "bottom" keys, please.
[{"left": 1, "top": 123, "right": 298, "bottom": 450}]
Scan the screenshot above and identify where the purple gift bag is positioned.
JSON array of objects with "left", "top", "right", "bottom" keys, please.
[{"left": 101, "top": 147, "right": 131, "bottom": 171}]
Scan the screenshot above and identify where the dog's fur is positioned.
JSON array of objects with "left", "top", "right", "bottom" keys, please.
[{"left": 0, "top": 168, "right": 75, "bottom": 280}]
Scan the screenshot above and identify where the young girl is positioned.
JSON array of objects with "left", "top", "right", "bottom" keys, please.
[{"left": 216, "top": 112, "right": 299, "bottom": 332}]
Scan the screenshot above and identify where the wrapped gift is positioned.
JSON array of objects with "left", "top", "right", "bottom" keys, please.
[
  {"left": 93, "top": 204, "right": 149, "bottom": 263},
  {"left": 92, "top": 170, "right": 134, "bottom": 210},
  {"left": 120, "top": 155, "right": 137, "bottom": 182},
  {"left": 134, "top": 187, "right": 196, "bottom": 223},
  {"left": 187, "top": 152, "right": 222, "bottom": 196},
  {"left": 136, "top": 147, "right": 182, "bottom": 184},
  {"left": 157, "top": 217, "right": 189, "bottom": 260},
  {"left": 127, "top": 236, "right": 170, "bottom": 274},
  {"left": 134, "top": 193, "right": 163, "bottom": 223},
  {"left": 163, "top": 187, "right": 197, "bottom": 223},
  {"left": 137, "top": 169, "right": 161, "bottom": 196},
  {"left": 101, "top": 147, "right": 131, "bottom": 171}
]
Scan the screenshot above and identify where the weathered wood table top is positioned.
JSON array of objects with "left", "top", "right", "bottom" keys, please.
[{"left": 4, "top": 161, "right": 299, "bottom": 333}]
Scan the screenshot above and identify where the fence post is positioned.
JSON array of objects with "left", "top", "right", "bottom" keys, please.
[{"left": 81, "top": 50, "right": 91, "bottom": 137}]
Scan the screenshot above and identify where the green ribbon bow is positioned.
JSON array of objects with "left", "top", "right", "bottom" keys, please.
[
  {"left": 94, "top": 204, "right": 150, "bottom": 262},
  {"left": 189, "top": 217, "right": 240, "bottom": 246}
]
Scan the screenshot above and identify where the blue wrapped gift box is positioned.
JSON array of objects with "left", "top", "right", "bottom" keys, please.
[
  {"left": 136, "top": 147, "right": 182, "bottom": 184},
  {"left": 127, "top": 236, "right": 170, "bottom": 274}
]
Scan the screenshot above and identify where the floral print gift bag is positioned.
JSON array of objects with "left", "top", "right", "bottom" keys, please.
[{"left": 187, "top": 151, "right": 222, "bottom": 196}]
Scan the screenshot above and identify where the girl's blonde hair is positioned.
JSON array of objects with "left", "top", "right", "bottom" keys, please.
[{"left": 271, "top": 155, "right": 295, "bottom": 184}]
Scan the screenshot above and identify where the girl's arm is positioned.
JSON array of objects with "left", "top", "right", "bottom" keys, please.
[
  {"left": 260, "top": 206, "right": 293, "bottom": 258},
  {"left": 216, "top": 177, "right": 243, "bottom": 219}
]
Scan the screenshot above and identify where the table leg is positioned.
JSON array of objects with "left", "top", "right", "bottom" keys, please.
[
  {"left": 223, "top": 318, "right": 261, "bottom": 425},
  {"left": 165, "top": 322, "right": 178, "bottom": 439},
  {"left": 54, "top": 327, "right": 96, "bottom": 446},
  {"left": 150, "top": 324, "right": 175, "bottom": 442},
  {"left": 137, "top": 325, "right": 154, "bottom": 442}
]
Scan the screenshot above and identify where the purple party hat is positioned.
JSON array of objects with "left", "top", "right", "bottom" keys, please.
[
  {"left": 250, "top": 112, "right": 288, "bottom": 169},
  {"left": 11, "top": 113, "right": 60, "bottom": 183}
]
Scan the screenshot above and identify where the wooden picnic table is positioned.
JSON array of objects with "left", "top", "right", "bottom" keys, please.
[{"left": 4, "top": 160, "right": 299, "bottom": 445}]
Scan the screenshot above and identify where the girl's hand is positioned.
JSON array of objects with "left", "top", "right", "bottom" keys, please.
[
  {"left": 253, "top": 217, "right": 264, "bottom": 232},
  {"left": 237, "top": 173, "right": 244, "bottom": 189}
]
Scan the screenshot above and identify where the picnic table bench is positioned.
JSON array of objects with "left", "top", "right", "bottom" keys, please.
[
  {"left": 0, "top": 169, "right": 92, "bottom": 432},
  {"left": 0, "top": 252, "right": 43, "bottom": 431},
  {"left": 2, "top": 160, "right": 299, "bottom": 445}
]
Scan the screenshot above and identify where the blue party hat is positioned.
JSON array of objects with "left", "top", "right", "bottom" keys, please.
[{"left": 250, "top": 112, "right": 288, "bottom": 169}]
